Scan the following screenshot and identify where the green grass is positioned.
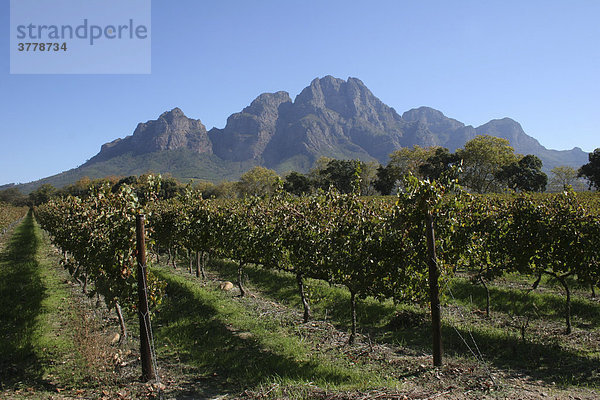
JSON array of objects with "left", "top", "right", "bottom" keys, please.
[
  {"left": 441, "top": 276, "right": 599, "bottom": 386},
  {"left": 152, "top": 267, "right": 402, "bottom": 394},
  {"left": 449, "top": 277, "right": 600, "bottom": 327},
  {"left": 0, "top": 212, "right": 87, "bottom": 392},
  {"left": 198, "top": 258, "right": 600, "bottom": 388},
  {"left": 209, "top": 258, "right": 402, "bottom": 330}
]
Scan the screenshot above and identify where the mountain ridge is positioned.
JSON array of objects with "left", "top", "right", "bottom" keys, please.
[{"left": 15, "top": 76, "right": 589, "bottom": 191}]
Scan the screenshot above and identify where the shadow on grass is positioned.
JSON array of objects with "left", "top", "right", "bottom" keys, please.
[
  {"left": 0, "top": 212, "right": 51, "bottom": 390},
  {"left": 454, "top": 326, "right": 599, "bottom": 386},
  {"left": 383, "top": 321, "right": 599, "bottom": 386},
  {"left": 209, "top": 259, "right": 599, "bottom": 388},
  {"left": 152, "top": 268, "right": 362, "bottom": 393},
  {"left": 210, "top": 259, "right": 301, "bottom": 308},
  {"left": 209, "top": 259, "right": 399, "bottom": 328},
  {"left": 449, "top": 279, "right": 600, "bottom": 328}
]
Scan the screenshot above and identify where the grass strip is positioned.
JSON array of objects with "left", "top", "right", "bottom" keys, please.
[
  {"left": 0, "top": 212, "right": 88, "bottom": 394},
  {"left": 152, "top": 266, "right": 401, "bottom": 394},
  {"left": 203, "top": 258, "right": 600, "bottom": 388}
]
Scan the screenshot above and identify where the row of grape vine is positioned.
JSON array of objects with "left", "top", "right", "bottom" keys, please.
[{"left": 36, "top": 175, "right": 600, "bottom": 364}]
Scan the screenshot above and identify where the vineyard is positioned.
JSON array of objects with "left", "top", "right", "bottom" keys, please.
[
  {"left": 0, "top": 202, "right": 28, "bottom": 236},
  {"left": 3, "top": 176, "right": 599, "bottom": 398}
]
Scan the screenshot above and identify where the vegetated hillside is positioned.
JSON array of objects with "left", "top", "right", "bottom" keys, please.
[
  {"left": 17, "top": 76, "right": 588, "bottom": 191},
  {"left": 17, "top": 149, "right": 258, "bottom": 193}
]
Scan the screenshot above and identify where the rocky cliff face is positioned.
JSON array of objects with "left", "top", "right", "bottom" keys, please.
[
  {"left": 209, "top": 91, "right": 292, "bottom": 161},
  {"left": 260, "top": 76, "right": 414, "bottom": 166},
  {"left": 402, "top": 107, "right": 477, "bottom": 150},
  {"left": 83, "top": 76, "right": 588, "bottom": 176},
  {"left": 85, "top": 108, "right": 211, "bottom": 164},
  {"left": 259, "top": 78, "right": 366, "bottom": 164}
]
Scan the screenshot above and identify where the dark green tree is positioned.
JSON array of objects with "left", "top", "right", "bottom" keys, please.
[
  {"left": 158, "top": 176, "right": 184, "bottom": 199},
  {"left": 29, "top": 184, "right": 57, "bottom": 206},
  {"left": 112, "top": 176, "right": 139, "bottom": 193},
  {"left": 317, "top": 159, "right": 363, "bottom": 194},
  {"left": 419, "top": 147, "right": 460, "bottom": 181},
  {"left": 373, "top": 164, "right": 397, "bottom": 195},
  {"left": 283, "top": 171, "right": 312, "bottom": 196},
  {"left": 62, "top": 177, "right": 95, "bottom": 198},
  {"left": 496, "top": 154, "right": 547, "bottom": 192},
  {"left": 0, "top": 187, "right": 28, "bottom": 206},
  {"left": 578, "top": 148, "right": 600, "bottom": 189}
]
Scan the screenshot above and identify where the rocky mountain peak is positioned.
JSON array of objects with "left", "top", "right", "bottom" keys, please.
[
  {"left": 155, "top": 107, "right": 189, "bottom": 127},
  {"left": 242, "top": 91, "right": 292, "bottom": 118},
  {"left": 261, "top": 76, "right": 408, "bottom": 165},
  {"left": 484, "top": 117, "right": 520, "bottom": 126},
  {"left": 79, "top": 75, "right": 589, "bottom": 179},
  {"left": 476, "top": 118, "right": 527, "bottom": 143},
  {"left": 86, "top": 108, "right": 212, "bottom": 164},
  {"left": 209, "top": 91, "right": 292, "bottom": 161},
  {"left": 294, "top": 76, "right": 366, "bottom": 115},
  {"left": 159, "top": 107, "right": 185, "bottom": 118},
  {"left": 131, "top": 108, "right": 208, "bottom": 151},
  {"left": 403, "top": 107, "right": 450, "bottom": 124},
  {"left": 403, "top": 107, "right": 465, "bottom": 131},
  {"left": 292, "top": 76, "right": 400, "bottom": 124},
  {"left": 475, "top": 118, "right": 542, "bottom": 154}
]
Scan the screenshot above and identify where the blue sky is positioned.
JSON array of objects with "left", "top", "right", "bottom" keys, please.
[{"left": 1, "top": 0, "right": 599, "bottom": 185}]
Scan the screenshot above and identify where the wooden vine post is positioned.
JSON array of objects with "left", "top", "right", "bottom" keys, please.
[
  {"left": 426, "top": 212, "right": 443, "bottom": 366},
  {"left": 136, "top": 214, "right": 156, "bottom": 381}
]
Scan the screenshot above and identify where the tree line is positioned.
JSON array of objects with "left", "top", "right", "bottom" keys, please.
[{"left": 4, "top": 135, "right": 599, "bottom": 206}]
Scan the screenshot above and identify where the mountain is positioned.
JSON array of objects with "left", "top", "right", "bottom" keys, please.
[
  {"left": 400, "top": 107, "right": 587, "bottom": 170},
  {"left": 16, "top": 76, "right": 589, "bottom": 191},
  {"left": 262, "top": 76, "right": 407, "bottom": 167},
  {"left": 85, "top": 108, "right": 212, "bottom": 164},
  {"left": 209, "top": 91, "right": 292, "bottom": 161}
]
